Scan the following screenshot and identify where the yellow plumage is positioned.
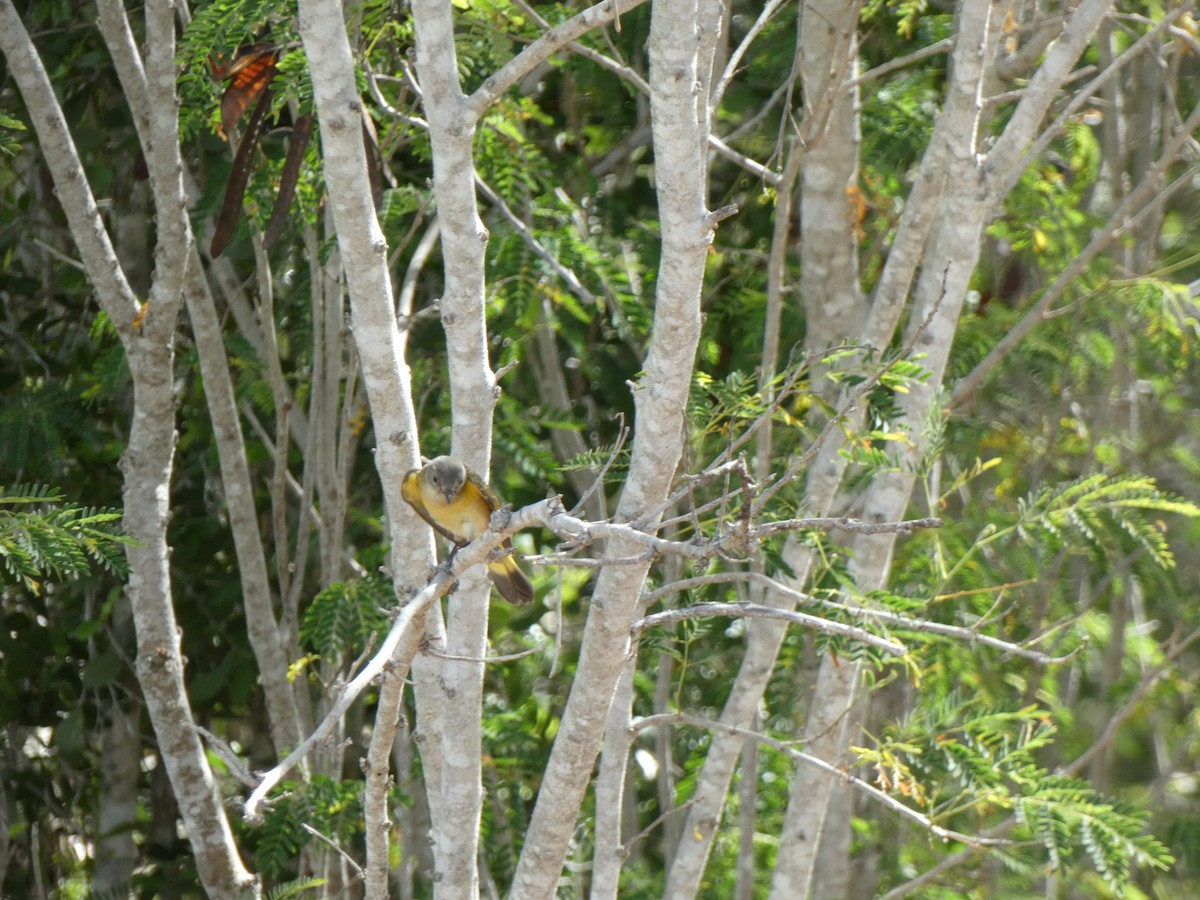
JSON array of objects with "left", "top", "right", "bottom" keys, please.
[{"left": 401, "top": 456, "right": 534, "bottom": 605}]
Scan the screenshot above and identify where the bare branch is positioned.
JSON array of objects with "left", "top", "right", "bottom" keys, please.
[
  {"left": 245, "top": 561, "right": 448, "bottom": 822},
  {"left": 475, "top": 175, "right": 598, "bottom": 305},
  {"left": 750, "top": 516, "right": 942, "bottom": 538},
  {"left": 756, "top": 272, "right": 950, "bottom": 514},
  {"left": 467, "top": 0, "right": 653, "bottom": 120},
  {"left": 711, "top": 0, "right": 789, "bottom": 113},
  {"left": 423, "top": 643, "right": 548, "bottom": 664},
  {"left": 302, "top": 823, "right": 366, "bottom": 882},
  {"left": 634, "top": 601, "right": 909, "bottom": 656},
  {"left": 991, "top": 4, "right": 1191, "bottom": 197},
  {"left": 569, "top": 414, "right": 630, "bottom": 518},
  {"left": 0, "top": 4, "right": 140, "bottom": 329},
  {"left": 845, "top": 38, "right": 955, "bottom": 88},
  {"left": 641, "top": 571, "right": 1080, "bottom": 666},
  {"left": 193, "top": 726, "right": 257, "bottom": 788}
]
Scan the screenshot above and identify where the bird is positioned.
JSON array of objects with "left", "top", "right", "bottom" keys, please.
[{"left": 400, "top": 456, "right": 534, "bottom": 605}]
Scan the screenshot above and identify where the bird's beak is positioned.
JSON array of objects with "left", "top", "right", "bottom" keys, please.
[{"left": 442, "top": 489, "right": 456, "bottom": 504}]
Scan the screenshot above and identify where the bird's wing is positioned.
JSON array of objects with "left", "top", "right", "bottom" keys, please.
[
  {"left": 401, "top": 468, "right": 463, "bottom": 544},
  {"left": 465, "top": 468, "right": 502, "bottom": 513},
  {"left": 466, "top": 469, "right": 518, "bottom": 548}
]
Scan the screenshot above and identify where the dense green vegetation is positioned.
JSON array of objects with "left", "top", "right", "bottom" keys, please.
[{"left": 3, "top": 0, "right": 1200, "bottom": 897}]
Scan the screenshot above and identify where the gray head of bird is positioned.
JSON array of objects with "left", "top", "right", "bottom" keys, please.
[{"left": 428, "top": 456, "right": 467, "bottom": 503}]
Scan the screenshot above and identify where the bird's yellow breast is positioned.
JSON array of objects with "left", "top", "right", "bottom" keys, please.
[{"left": 421, "top": 485, "right": 490, "bottom": 542}]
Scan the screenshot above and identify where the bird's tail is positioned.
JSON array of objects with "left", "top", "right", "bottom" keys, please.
[{"left": 487, "top": 552, "right": 534, "bottom": 605}]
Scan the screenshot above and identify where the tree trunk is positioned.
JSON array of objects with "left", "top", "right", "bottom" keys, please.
[{"left": 511, "top": 1, "right": 718, "bottom": 893}]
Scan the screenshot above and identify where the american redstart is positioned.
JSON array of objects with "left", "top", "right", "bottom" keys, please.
[{"left": 401, "top": 455, "right": 534, "bottom": 605}]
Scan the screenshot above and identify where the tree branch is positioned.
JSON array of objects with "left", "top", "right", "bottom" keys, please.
[
  {"left": 467, "top": 0, "right": 653, "bottom": 120},
  {"left": 0, "top": 4, "right": 140, "bottom": 330},
  {"left": 635, "top": 601, "right": 908, "bottom": 655}
]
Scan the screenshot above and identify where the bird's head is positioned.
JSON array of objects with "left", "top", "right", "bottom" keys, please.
[{"left": 427, "top": 456, "right": 467, "bottom": 504}]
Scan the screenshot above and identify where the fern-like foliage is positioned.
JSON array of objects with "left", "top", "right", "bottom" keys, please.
[
  {"left": 929, "top": 472, "right": 1200, "bottom": 595},
  {"left": 256, "top": 787, "right": 310, "bottom": 878},
  {"left": 1016, "top": 473, "right": 1199, "bottom": 569},
  {"left": 177, "top": 0, "right": 301, "bottom": 140},
  {"left": 256, "top": 776, "right": 364, "bottom": 879},
  {"left": 0, "top": 109, "right": 26, "bottom": 156},
  {"left": 0, "top": 485, "right": 131, "bottom": 592},
  {"left": 300, "top": 573, "right": 391, "bottom": 660},
  {"left": 857, "top": 693, "right": 1174, "bottom": 894},
  {"left": 1018, "top": 778, "right": 1172, "bottom": 892},
  {"left": 264, "top": 878, "right": 326, "bottom": 900},
  {"left": 562, "top": 444, "right": 630, "bottom": 479}
]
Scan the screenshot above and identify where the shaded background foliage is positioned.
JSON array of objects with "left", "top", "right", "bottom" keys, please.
[{"left": 4, "top": 0, "right": 1200, "bottom": 897}]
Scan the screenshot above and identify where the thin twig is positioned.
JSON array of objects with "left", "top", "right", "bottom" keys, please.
[
  {"left": 883, "top": 625, "right": 1200, "bottom": 900},
  {"left": 467, "top": 0, "right": 653, "bottom": 119},
  {"left": 1060, "top": 625, "right": 1200, "bottom": 778},
  {"left": 476, "top": 174, "right": 597, "bottom": 305},
  {"left": 646, "top": 351, "right": 822, "bottom": 528},
  {"left": 711, "top": 0, "right": 788, "bottom": 114},
  {"left": 640, "top": 572, "right": 1078, "bottom": 666},
  {"left": 423, "top": 642, "right": 547, "bottom": 664},
  {"left": 193, "top": 725, "right": 257, "bottom": 787},
  {"left": 952, "top": 159, "right": 1200, "bottom": 407},
  {"left": 525, "top": 552, "right": 656, "bottom": 568},
  {"left": 619, "top": 797, "right": 699, "bottom": 859},
  {"left": 301, "top": 823, "right": 366, "bottom": 882},
  {"left": 569, "top": 413, "right": 629, "bottom": 517},
  {"left": 750, "top": 516, "right": 942, "bottom": 538},
  {"left": 756, "top": 262, "right": 951, "bottom": 513},
  {"left": 634, "top": 601, "right": 908, "bottom": 656},
  {"left": 845, "top": 38, "right": 954, "bottom": 88}
]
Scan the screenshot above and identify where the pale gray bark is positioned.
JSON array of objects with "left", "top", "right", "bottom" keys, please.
[
  {"left": 312, "top": 233, "right": 354, "bottom": 591},
  {"left": 298, "top": 0, "right": 431, "bottom": 895},
  {"left": 733, "top": 714, "right": 759, "bottom": 900},
  {"left": 207, "top": 253, "right": 310, "bottom": 450},
  {"left": 93, "top": 701, "right": 139, "bottom": 892},
  {"left": 664, "top": 3, "right": 867, "bottom": 893},
  {"left": 771, "top": 3, "right": 961, "bottom": 894},
  {"left": 770, "top": 3, "right": 1118, "bottom": 896},
  {"left": 296, "top": 0, "right": 423, "bottom": 513},
  {"left": 510, "top": 0, "right": 718, "bottom": 893},
  {"left": 766, "top": 7, "right": 868, "bottom": 894},
  {"left": 359, "top": 2, "right": 653, "bottom": 893},
  {"left": 409, "top": 0, "right": 494, "bottom": 892},
  {"left": 953, "top": 97, "right": 1200, "bottom": 408},
  {"left": 798, "top": 0, "right": 867, "bottom": 351},
  {"left": 590, "top": 659, "right": 638, "bottom": 898},
  {"left": 530, "top": 299, "right": 609, "bottom": 522},
  {"left": 662, "top": 3, "right": 1119, "bottom": 897},
  {"left": 654, "top": 650, "right": 684, "bottom": 859},
  {"left": 99, "top": 0, "right": 306, "bottom": 762},
  {"left": 0, "top": 5, "right": 257, "bottom": 895},
  {"left": 183, "top": 259, "right": 308, "bottom": 756},
  {"left": 301, "top": 233, "right": 359, "bottom": 887},
  {"left": 664, "top": 462, "right": 858, "bottom": 893},
  {"left": 588, "top": 0, "right": 720, "bottom": 888},
  {"left": 1126, "top": 50, "right": 1163, "bottom": 275},
  {"left": 5, "top": 0, "right": 1153, "bottom": 893}
]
